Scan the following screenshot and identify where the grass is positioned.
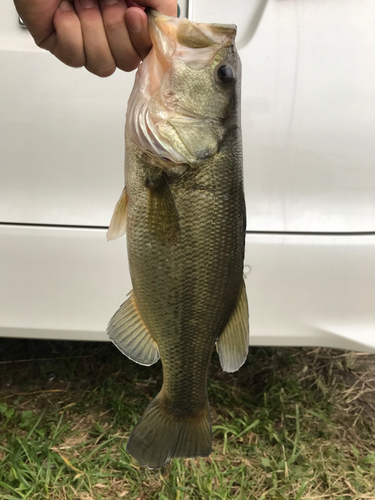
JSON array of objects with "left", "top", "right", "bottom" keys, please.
[{"left": 0, "top": 338, "right": 374, "bottom": 500}]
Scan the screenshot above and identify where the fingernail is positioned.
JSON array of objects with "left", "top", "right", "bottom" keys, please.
[
  {"left": 59, "top": 1, "right": 73, "bottom": 11},
  {"left": 127, "top": 15, "right": 143, "bottom": 33},
  {"left": 79, "top": 0, "right": 96, "bottom": 9},
  {"left": 103, "top": 0, "right": 118, "bottom": 5}
]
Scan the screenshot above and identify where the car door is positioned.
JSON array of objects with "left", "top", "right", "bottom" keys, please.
[{"left": 1, "top": 0, "right": 375, "bottom": 353}]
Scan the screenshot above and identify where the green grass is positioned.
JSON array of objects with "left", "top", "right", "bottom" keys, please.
[{"left": 0, "top": 339, "right": 374, "bottom": 500}]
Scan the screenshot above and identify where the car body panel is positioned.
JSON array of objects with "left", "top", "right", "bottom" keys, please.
[
  {"left": 1, "top": 225, "right": 374, "bottom": 353},
  {"left": 191, "top": 0, "right": 375, "bottom": 232},
  {"left": 1, "top": 0, "right": 374, "bottom": 351},
  {"left": 2, "top": 0, "right": 375, "bottom": 231}
]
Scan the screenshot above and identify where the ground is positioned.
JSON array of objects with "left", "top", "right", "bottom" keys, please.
[{"left": 0, "top": 338, "right": 374, "bottom": 500}]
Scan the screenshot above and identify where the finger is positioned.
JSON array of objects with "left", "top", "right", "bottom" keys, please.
[
  {"left": 125, "top": 7, "right": 151, "bottom": 61},
  {"left": 99, "top": 0, "right": 142, "bottom": 72},
  {"left": 13, "top": 0, "right": 61, "bottom": 46},
  {"left": 75, "top": 0, "right": 116, "bottom": 77},
  {"left": 134, "top": 0, "right": 177, "bottom": 17},
  {"left": 51, "top": 1, "right": 85, "bottom": 67}
]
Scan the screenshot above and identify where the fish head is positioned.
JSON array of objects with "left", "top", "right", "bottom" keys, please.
[{"left": 126, "top": 10, "right": 241, "bottom": 168}]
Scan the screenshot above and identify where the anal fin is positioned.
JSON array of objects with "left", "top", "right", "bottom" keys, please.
[
  {"left": 216, "top": 279, "right": 249, "bottom": 373},
  {"left": 107, "top": 187, "right": 129, "bottom": 241},
  {"left": 107, "top": 291, "right": 160, "bottom": 366}
]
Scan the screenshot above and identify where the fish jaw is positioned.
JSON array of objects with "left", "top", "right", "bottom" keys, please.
[{"left": 126, "top": 10, "right": 240, "bottom": 168}]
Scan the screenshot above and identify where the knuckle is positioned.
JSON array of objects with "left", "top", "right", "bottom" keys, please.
[
  {"left": 87, "top": 62, "right": 116, "bottom": 77},
  {"left": 61, "top": 51, "right": 86, "bottom": 68},
  {"left": 104, "top": 16, "right": 125, "bottom": 34},
  {"left": 36, "top": 39, "right": 48, "bottom": 50},
  {"left": 118, "top": 63, "right": 136, "bottom": 73},
  {"left": 117, "top": 57, "right": 140, "bottom": 73},
  {"left": 65, "top": 58, "right": 85, "bottom": 68}
]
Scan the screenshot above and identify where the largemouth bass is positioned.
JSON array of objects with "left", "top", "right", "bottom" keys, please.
[{"left": 107, "top": 9, "right": 249, "bottom": 469}]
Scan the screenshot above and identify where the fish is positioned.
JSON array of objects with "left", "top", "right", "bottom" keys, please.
[{"left": 106, "top": 9, "right": 249, "bottom": 469}]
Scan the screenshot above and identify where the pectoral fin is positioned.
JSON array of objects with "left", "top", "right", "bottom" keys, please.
[
  {"left": 147, "top": 172, "right": 180, "bottom": 244},
  {"left": 107, "top": 187, "right": 128, "bottom": 241},
  {"left": 216, "top": 280, "right": 249, "bottom": 373},
  {"left": 107, "top": 291, "right": 160, "bottom": 366}
]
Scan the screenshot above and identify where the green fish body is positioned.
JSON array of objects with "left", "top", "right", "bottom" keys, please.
[{"left": 107, "top": 10, "right": 249, "bottom": 468}]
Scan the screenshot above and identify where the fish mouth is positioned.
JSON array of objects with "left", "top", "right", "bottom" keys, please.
[
  {"left": 145, "top": 10, "right": 237, "bottom": 100},
  {"left": 148, "top": 9, "right": 237, "bottom": 50},
  {"left": 126, "top": 11, "right": 238, "bottom": 166}
]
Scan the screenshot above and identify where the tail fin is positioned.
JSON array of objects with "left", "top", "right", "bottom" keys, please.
[{"left": 127, "top": 396, "right": 212, "bottom": 468}]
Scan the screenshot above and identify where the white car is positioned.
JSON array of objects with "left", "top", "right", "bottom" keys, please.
[{"left": 1, "top": 0, "right": 374, "bottom": 353}]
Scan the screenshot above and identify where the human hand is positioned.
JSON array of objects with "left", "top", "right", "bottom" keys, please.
[{"left": 13, "top": 0, "right": 177, "bottom": 77}]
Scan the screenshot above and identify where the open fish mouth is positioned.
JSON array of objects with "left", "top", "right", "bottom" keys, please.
[{"left": 126, "top": 10, "right": 239, "bottom": 167}]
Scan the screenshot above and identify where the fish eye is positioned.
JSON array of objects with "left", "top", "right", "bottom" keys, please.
[{"left": 216, "top": 65, "right": 235, "bottom": 84}]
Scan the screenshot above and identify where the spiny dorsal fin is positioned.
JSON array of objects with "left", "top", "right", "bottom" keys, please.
[
  {"left": 107, "top": 187, "right": 128, "bottom": 241},
  {"left": 216, "top": 279, "right": 249, "bottom": 373},
  {"left": 107, "top": 291, "right": 160, "bottom": 366}
]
